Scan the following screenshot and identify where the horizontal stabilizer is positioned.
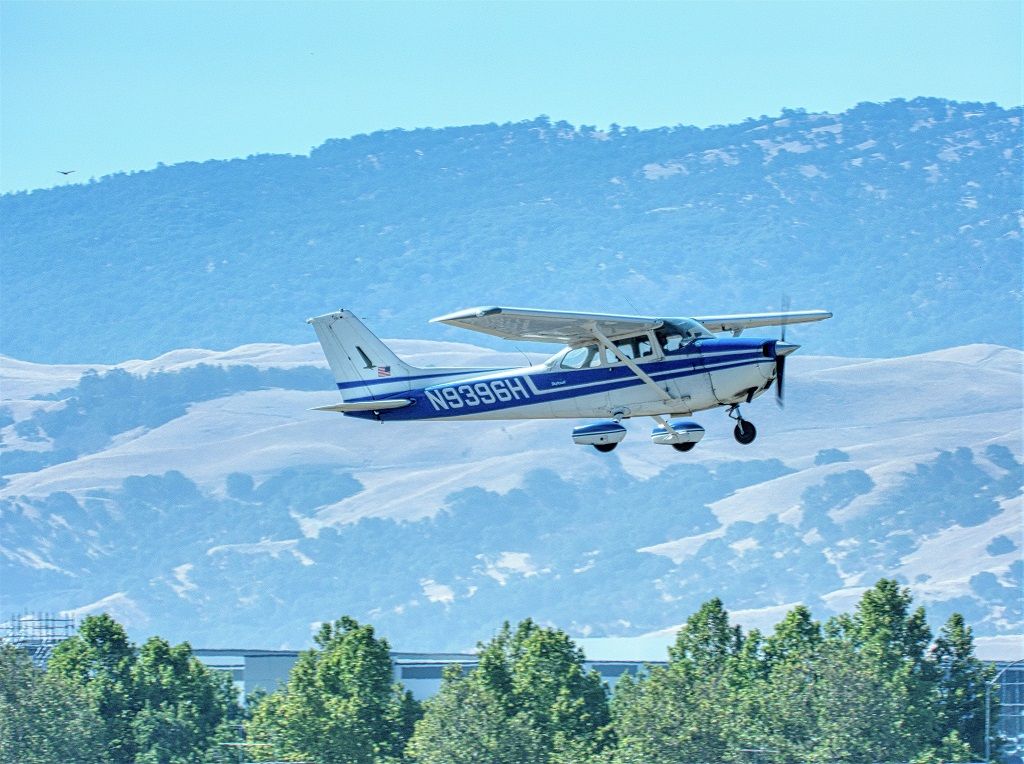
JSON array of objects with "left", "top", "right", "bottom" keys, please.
[{"left": 312, "top": 399, "right": 413, "bottom": 413}]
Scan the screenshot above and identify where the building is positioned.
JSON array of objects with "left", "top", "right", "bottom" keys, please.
[
  {"left": 192, "top": 647, "right": 653, "bottom": 700},
  {"left": 993, "top": 660, "right": 1024, "bottom": 761}
]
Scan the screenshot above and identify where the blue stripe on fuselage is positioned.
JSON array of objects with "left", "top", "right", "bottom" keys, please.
[
  {"left": 335, "top": 368, "right": 508, "bottom": 392},
  {"left": 341, "top": 339, "right": 771, "bottom": 421}
]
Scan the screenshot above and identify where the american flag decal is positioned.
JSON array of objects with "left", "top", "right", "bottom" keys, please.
[{"left": 377, "top": 366, "right": 391, "bottom": 378}]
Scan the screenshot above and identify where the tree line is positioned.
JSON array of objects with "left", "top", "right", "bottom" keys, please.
[{"left": 0, "top": 580, "right": 1000, "bottom": 763}]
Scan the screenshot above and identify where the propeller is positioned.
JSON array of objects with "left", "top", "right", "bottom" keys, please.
[
  {"left": 776, "top": 349, "right": 787, "bottom": 406},
  {"left": 776, "top": 296, "right": 791, "bottom": 407},
  {"left": 758, "top": 297, "right": 800, "bottom": 406}
]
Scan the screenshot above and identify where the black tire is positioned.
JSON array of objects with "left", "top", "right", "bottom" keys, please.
[
  {"left": 672, "top": 442, "right": 696, "bottom": 453},
  {"left": 594, "top": 442, "right": 618, "bottom": 453},
  {"left": 733, "top": 421, "right": 757, "bottom": 445}
]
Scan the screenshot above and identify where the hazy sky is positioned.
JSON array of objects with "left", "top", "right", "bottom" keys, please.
[{"left": 2, "top": 0, "right": 1021, "bottom": 193}]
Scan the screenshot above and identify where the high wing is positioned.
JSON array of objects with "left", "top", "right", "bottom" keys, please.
[
  {"left": 431, "top": 306, "right": 832, "bottom": 343},
  {"left": 431, "top": 306, "right": 663, "bottom": 344},
  {"left": 693, "top": 310, "right": 833, "bottom": 336}
]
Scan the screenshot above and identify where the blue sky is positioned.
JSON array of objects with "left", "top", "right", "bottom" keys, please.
[{"left": 2, "top": 0, "right": 1021, "bottom": 193}]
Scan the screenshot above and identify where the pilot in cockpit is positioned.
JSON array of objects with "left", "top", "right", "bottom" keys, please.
[{"left": 661, "top": 319, "right": 713, "bottom": 354}]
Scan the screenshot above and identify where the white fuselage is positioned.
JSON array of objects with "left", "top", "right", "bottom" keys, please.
[{"left": 340, "top": 337, "right": 778, "bottom": 423}]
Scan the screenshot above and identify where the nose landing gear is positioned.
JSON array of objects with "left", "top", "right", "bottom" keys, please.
[{"left": 727, "top": 405, "right": 757, "bottom": 445}]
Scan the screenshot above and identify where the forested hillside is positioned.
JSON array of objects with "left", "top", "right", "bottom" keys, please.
[
  {"left": 2, "top": 98, "right": 1020, "bottom": 362},
  {"left": 2, "top": 340, "right": 1020, "bottom": 651}
]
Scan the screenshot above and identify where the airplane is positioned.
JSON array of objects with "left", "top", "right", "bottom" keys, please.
[{"left": 307, "top": 306, "right": 832, "bottom": 453}]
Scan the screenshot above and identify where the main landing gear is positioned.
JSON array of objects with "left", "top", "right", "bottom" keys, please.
[{"left": 727, "top": 405, "right": 757, "bottom": 445}]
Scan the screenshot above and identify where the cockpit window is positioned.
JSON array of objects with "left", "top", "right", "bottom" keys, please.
[
  {"left": 614, "top": 336, "right": 654, "bottom": 360},
  {"left": 599, "top": 334, "right": 657, "bottom": 365},
  {"left": 660, "top": 318, "right": 714, "bottom": 351},
  {"left": 555, "top": 332, "right": 664, "bottom": 369},
  {"left": 560, "top": 344, "right": 602, "bottom": 370}
]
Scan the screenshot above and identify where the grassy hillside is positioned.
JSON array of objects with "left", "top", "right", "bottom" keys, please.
[{"left": 2, "top": 341, "right": 1020, "bottom": 649}]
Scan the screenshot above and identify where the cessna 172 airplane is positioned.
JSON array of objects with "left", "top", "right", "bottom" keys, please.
[{"left": 307, "top": 306, "right": 832, "bottom": 453}]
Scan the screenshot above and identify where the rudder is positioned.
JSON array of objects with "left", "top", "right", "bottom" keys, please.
[{"left": 307, "top": 310, "right": 416, "bottom": 401}]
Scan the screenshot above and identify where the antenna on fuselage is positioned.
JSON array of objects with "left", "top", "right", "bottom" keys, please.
[{"left": 512, "top": 345, "right": 534, "bottom": 367}]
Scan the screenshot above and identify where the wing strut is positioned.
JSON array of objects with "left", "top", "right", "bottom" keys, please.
[
  {"left": 588, "top": 324, "right": 678, "bottom": 404},
  {"left": 651, "top": 414, "right": 681, "bottom": 437}
]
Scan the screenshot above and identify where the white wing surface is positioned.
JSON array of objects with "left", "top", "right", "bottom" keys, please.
[
  {"left": 694, "top": 310, "right": 833, "bottom": 335},
  {"left": 430, "top": 306, "right": 663, "bottom": 344}
]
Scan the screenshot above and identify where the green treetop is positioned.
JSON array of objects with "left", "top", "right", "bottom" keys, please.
[
  {"left": 409, "top": 619, "right": 611, "bottom": 764},
  {"left": 0, "top": 643, "right": 104, "bottom": 764},
  {"left": 929, "top": 612, "right": 995, "bottom": 758},
  {"left": 47, "top": 613, "right": 139, "bottom": 763},
  {"left": 47, "top": 614, "right": 239, "bottom": 764},
  {"left": 130, "top": 636, "right": 239, "bottom": 764},
  {"left": 246, "top": 615, "right": 419, "bottom": 764}
]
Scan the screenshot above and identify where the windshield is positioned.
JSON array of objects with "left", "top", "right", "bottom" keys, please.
[
  {"left": 660, "top": 318, "right": 714, "bottom": 351},
  {"left": 558, "top": 344, "right": 603, "bottom": 369}
]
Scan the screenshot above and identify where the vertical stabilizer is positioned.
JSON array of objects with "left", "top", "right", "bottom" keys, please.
[{"left": 307, "top": 310, "right": 417, "bottom": 401}]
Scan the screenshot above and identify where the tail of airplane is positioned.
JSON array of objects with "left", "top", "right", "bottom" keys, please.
[
  {"left": 308, "top": 309, "right": 510, "bottom": 410},
  {"left": 307, "top": 310, "right": 423, "bottom": 402}
]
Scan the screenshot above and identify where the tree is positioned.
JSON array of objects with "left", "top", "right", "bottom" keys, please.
[
  {"left": 817, "top": 580, "right": 938, "bottom": 760},
  {"left": 0, "top": 644, "right": 103, "bottom": 763},
  {"left": 612, "top": 663, "right": 734, "bottom": 764},
  {"left": 667, "top": 598, "right": 743, "bottom": 673},
  {"left": 843, "top": 579, "right": 933, "bottom": 670},
  {"left": 47, "top": 613, "right": 139, "bottom": 763},
  {"left": 763, "top": 605, "right": 822, "bottom": 669},
  {"left": 805, "top": 636, "right": 918, "bottom": 762},
  {"left": 613, "top": 599, "right": 746, "bottom": 763},
  {"left": 130, "top": 636, "right": 239, "bottom": 763},
  {"left": 407, "top": 665, "right": 544, "bottom": 764},
  {"left": 505, "top": 619, "right": 611, "bottom": 757},
  {"left": 245, "top": 615, "right": 418, "bottom": 763},
  {"left": 752, "top": 606, "right": 825, "bottom": 761},
  {"left": 911, "top": 730, "right": 975, "bottom": 764},
  {"left": 47, "top": 614, "right": 240, "bottom": 764},
  {"left": 930, "top": 613, "right": 994, "bottom": 757},
  {"left": 739, "top": 602, "right": 926, "bottom": 763},
  {"left": 408, "top": 619, "right": 611, "bottom": 764}
]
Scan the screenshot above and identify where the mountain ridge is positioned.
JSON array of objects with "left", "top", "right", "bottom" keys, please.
[{"left": 3, "top": 97, "right": 1021, "bottom": 362}]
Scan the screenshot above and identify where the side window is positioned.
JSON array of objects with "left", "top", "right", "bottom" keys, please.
[
  {"left": 661, "top": 333, "right": 684, "bottom": 353},
  {"left": 613, "top": 339, "right": 636, "bottom": 360},
  {"left": 561, "top": 345, "right": 600, "bottom": 369},
  {"left": 561, "top": 347, "right": 588, "bottom": 369},
  {"left": 612, "top": 335, "right": 657, "bottom": 362}
]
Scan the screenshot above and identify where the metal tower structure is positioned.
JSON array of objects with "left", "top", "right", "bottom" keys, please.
[{"left": 0, "top": 612, "right": 77, "bottom": 667}]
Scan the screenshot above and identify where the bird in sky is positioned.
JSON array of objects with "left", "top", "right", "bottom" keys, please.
[{"left": 57, "top": 170, "right": 75, "bottom": 175}]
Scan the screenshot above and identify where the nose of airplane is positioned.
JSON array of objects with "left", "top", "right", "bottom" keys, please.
[{"left": 775, "top": 342, "right": 800, "bottom": 357}]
